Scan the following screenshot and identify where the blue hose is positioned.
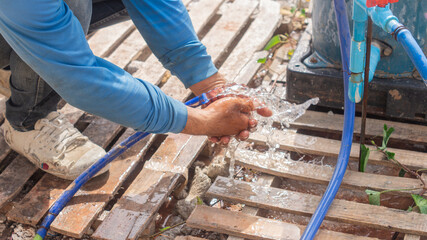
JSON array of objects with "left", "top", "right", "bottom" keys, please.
[
  {"left": 34, "top": 95, "right": 207, "bottom": 240},
  {"left": 300, "top": 0, "right": 355, "bottom": 238}
]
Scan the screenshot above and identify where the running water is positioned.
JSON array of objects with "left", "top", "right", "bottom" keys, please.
[{"left": 212, "top": 84, "right": 319, "bottom": 178}]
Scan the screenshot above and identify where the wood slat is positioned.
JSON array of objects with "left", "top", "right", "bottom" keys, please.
[
  {"left": 88, "top": 20, "right": 135, "bottom": 58},
  {"left": 292, "top": 110, "right": 427, "bottom": 145},
  {"left": 175, "top": 236, "right": 207, "bottom": 240},
  {"left": 106, "top": 30, "right": 148, "bottom": 69},
  {"left": 220, "top": 0, "right": 280, "bottom": 81},
  {"left": 188, "top": 206, "right": 378, "bottom": 240},
  {"left": 187, "top": 205, "right": 301, "bottom": 240},
  {"left": 404, "top": 235, "right": 421, "bottom": 240},
  {"left": 92, "top": 169, "right": 184, "bottom": 240},
  {"left": 248, "top": 130, "right": 427, "bottom": 169},
  {"left": 234, "top": 148, "right": 424, "bottom": 196},
  {"left": 0, "top": 156, "right": 37, "bottom": 207},
  {"left": 207, "top": 177, "right": 427, "bottom": 236}
]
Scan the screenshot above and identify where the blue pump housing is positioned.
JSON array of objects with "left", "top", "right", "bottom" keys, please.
[{"left": 311, "top": 0, "right": 426, "bottom": 80}]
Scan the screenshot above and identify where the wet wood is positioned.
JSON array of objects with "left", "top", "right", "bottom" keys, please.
[
  {"left": 207, "top": 177, "right": 427, "bottom": 236},
  {"left": 0, "top": 131, "right": 12, "bottom": 166},
  {"left": 187, "top": 205, "right": 301, "bottom": 240},
  {"left": 92, "top": 169, "right": 184, "bottom": 240},
  {"left": 88, "top": 20, "right": 135, "bottom": 58},
  {"left": 234, "top": 148, "right": 424, "bottom": 197},
  {"left": 50, "top": 128, "right": 154, "bottom": 238},
  {"left": 0, "top": 156, "right": 37, "bottom": 208},
  {"left": 220, "top": 0, "right": 281, "bottom": 82},
  {"left": 189, "top": 205, "right": 377, "bottom": 240},
  {"left": 248, "top": 130, "right": 427, "bottom": 169},
  {"left": 292, "top": 110, "right": 427, "bottom": 145}
]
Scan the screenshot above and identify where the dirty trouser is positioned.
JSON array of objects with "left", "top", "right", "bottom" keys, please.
[{"left": 0, "top": 0, "right": 127, "bottom": 131}]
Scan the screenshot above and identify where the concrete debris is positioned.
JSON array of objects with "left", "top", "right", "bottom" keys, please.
[
  {"left": 176, "top": 198, "right": 197, "bottom": 220},
  {"left": 11, "top": 224, "right": 35, "bottom": 240},
  {"left": 186, "top": 167, "right": 211, "bottom": 202}
]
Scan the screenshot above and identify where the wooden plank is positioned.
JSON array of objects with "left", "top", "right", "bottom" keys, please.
[
  {"left": 207, "top": 177, "right": 427, "bottom": 236},
  {"left": 162, "top": 0, "right": 258, "bottom": 100},
  {"left": 228, "top": 174, "right": 280, "bottom": 240},
  {"left": 0, "top": 156, "right": 37, "bottom": 208},
  {"left": 291, "top": 110, "right": 427, "bottom": 145},
  {"left": 234, "top": 148, "right": 424, "bottom": 197},
  {"left": 105, "top": 29, "right": 148, "bottom": 69},
  {"left": 88, "top": 20, "right": 135, "bottom": 58},
  {"left": 248, "top": 130, "right": 427, "bottom": 169},
  {"left": 175, "top": 236, "right": 207, "bottom": 240},
  {"left": 220, "top": 0, "right": 280, "bottom": 81},
  {"left": 92, "top": 169, "right": 184, "bottom": 240},
  {"left": 187, "top": 205, "right": 301, "bottom": 240},
  {"left": 131, "top": 0, "right": 224, "bottom": 86},
  {"left": 187, "top": 206, "right": 377, "bottom": 240},
  {"left": 404, "top": 235, "right": 421, "bottom": 240}
]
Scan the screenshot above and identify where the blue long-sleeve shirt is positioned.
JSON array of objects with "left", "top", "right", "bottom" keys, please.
[{"left": 0, "top": 0, "right": 218, "bottom": 133}]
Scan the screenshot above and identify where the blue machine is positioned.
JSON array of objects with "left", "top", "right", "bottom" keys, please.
[{"left": 287, "top": 0, "right": 427, "bottom": 122}]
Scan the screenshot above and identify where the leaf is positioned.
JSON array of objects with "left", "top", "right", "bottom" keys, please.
[
  {"left": 411, "top": 194, "right": 427, "bottom": 214},
  {"left": 407, "top": 206, "right": 413, "bottom": 212},
  {"left": 398, "top": 168, "right": 406, "bottom": 177},
  {"left": 385, "top": 151, "right": 395, "bottom": 160},
  {"left": 359, "top": 144, "right": 370, "bottom": 172},
  {"left": 264, "top": 35, "right": 284, "bottom": 51},
  {"left": 381, "top": 124, "right": 394, "bottom": 149},
  {"left": 365, "top": 189, "right": 381, "bottom": 206},
  {"left": 287, "top": 49, "right": 295, "bottom": 57},
  {"left": 257, "top": 57, "right": 266, "bottom": 64},
  {"left": 301, "top": 8, "right": 306, "bottom": 17},
  {"left": 159, "top": 226, "right": 171, "bottom": 232},
  {"left": 290, "top": 7, "right": 296, "bottom": 13},
  {"left": 196, "top": 196, "right": 204, "bottom": 205}
]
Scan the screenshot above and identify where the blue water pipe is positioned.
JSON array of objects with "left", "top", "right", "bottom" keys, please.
[
  {"left": 355, "top": 0, "right": 427, "bottom": 84},
  {"left": 300, "top": 0, "right": 355, "bottom": 238},
  {"left": 34, "top": 94, "right": 209, "bottom": 240}
]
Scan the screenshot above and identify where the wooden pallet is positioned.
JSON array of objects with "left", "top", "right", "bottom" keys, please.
[{"left": 0, "top": 0, "right": 281, "bottom": 239}]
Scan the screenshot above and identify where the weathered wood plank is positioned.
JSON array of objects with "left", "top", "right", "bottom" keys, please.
[
  {"left": 106, "top": 29, "right": 148, "bottom": 69},
  {"left": 0, "top": 156, "right": 37, "bottom": 208},
  {"left": 187, "top": 205, "right": 301, "bottom": 240},
  {"left": 189, "top": 206, "right": 379, "bottom": 240},
  {"left": 88, "top": 20, "right": 135, "bottom": 58},
  {"left": 220, "top": 0, "right": 280, "bottom": 81},
  {"left": 234, "top": 148, "right": 424, "bottom": 197},
  {"left": 404, "top": 235, "right": 421, "bottom": 240},
  {"left": 175, "top": 236, "right": 207, "bottom": 240},
  {"left": 291, "top": 110, "right": 427, "bottom": 145},
  {"left": 92, "top": 169, "right": 184, "bottom": 240},
  {"left": 207, "top": 177, "right": 427, "bottom": 236},
  {"left": 248, "top": 130, "right": 427, "bottom": 169}
]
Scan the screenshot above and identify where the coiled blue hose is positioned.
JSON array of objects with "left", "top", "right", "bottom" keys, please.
[{"left": 300, "top": 0, "right": 356, "bottom": 238}]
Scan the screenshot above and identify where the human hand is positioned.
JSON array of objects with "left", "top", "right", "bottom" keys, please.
[{"left": 182, "top": 96, "right": 272, "bottom": 144}]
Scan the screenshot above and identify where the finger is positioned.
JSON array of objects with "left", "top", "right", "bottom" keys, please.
[
  {"left": 219, "top": 136, "right": 231, "bottom": 145},
  {"left": 248, "top": 119, "right": 257, "bottom": 128},
  {"left": 256, "top": 107, "right": 273, "bottom": 117},
  {"left": 236, "top": 130, "right": 250, "bottom": 141}
]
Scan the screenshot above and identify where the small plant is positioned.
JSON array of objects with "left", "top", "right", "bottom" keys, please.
[
  {"left": 363, "top": 124, "right": 427, "bottom": 214},
  {"left": 257, "top": 34, "right": 288, "bottom": 63}
]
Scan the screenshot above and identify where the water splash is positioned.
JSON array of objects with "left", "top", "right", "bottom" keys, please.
[{"left": 216, "top": 84, "right": 319, "bottom": 178}]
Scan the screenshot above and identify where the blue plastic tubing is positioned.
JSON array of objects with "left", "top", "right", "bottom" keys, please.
[
  {"left": 300, "top": 0, "right": 355, "bottom": 238},
  {"left": 34, "top": 95, "right": 207, "bottom": 240}
]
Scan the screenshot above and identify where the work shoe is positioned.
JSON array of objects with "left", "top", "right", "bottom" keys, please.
[{"left": 2, "top": 111, "right": 109, "bottom": 180}]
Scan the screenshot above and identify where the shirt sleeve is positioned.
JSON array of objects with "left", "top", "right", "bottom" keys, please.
[
  {"left": 0, "top": 0, "right": 188, "bottom": 134},
  {"left": 122, "top": 0, "right": 219, "bottom": 88}
]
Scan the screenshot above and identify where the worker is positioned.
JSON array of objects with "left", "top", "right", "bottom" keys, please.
[{"left": 0, "top": 0, "right": 272, "bottom": 180}]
